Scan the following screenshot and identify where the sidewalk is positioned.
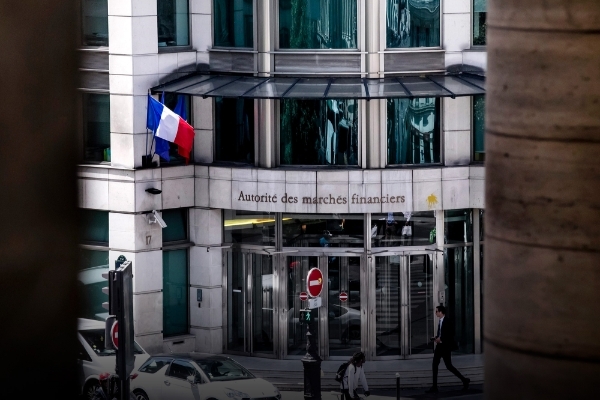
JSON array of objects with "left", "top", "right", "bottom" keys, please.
[
  {"left": 225, "top": 354, "right": 484, "bottom": 392},
  {"left": 280, "top": 385, "right": 484, "bottom": 400}
]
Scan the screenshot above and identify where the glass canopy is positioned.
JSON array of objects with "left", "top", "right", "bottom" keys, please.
[{"left": 151, "top": 73, "right": 485, "bottom": 99}]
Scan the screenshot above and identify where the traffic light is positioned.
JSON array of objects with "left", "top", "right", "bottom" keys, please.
[{"left": 299, "top": 309, "right": 313, "bottom": 326}]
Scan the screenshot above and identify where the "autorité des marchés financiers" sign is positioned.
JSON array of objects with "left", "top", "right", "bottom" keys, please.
[{"left": 237, "top": 191, "right": 406, "bottom": 205}]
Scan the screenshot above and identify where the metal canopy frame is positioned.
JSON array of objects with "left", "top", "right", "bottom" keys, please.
[{"left": 150, "top": 73, "right": 485, "bottom": 100}]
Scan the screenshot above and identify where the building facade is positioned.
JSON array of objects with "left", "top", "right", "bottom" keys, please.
[{"left": 77, "top": 0, "right": 487, "bottom": 361}]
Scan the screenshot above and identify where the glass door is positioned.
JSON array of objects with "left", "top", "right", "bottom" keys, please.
[
  {"left": 225, "top": 251, "right": 275, "bottom": 356},
  {"left": 374, "top": 252, "right": 435, "bottom": 359}
]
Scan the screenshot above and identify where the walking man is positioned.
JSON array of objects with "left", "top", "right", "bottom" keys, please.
[{"left": 426, "top": 305, "right": 470, "bottom": 393}]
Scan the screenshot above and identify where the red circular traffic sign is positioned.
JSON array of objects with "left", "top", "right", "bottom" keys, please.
[
  {"left": 306, "top": 268, "right": 324, "bottom": 298},
  {"left": 299, "top": 292, "right": 308, "bottom": 301},
  {"left": 110, "top": 321, "right": 119, "bottom": 349},
  {"left": 339, "top": 292, "right": 348, "bottom": 302}
]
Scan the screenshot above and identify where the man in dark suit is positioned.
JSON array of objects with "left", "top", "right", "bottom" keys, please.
[{"left": 425, "top": 305, "right": 470, "bottom": 393}]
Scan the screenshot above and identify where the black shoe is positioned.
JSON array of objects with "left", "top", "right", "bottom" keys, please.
[
  {"left": 462, "top": 378, "right": 471, "bottom": 391},
  {"left": 425, "top": 386, "right": 439, "bottom": 393}
]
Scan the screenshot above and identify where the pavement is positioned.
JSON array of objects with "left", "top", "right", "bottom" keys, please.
[{"left": 223, "top": 354, "right": 484, "bottom": 399}]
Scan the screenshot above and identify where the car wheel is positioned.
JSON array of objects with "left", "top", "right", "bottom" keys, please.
[
  {"left": 83, "top": 380, "right": 99, "bottom": 400},
  {"left": 133, "top": 390, "right": 149, "bottom": 400}
]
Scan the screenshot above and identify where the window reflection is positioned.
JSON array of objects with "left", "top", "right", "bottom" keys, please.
[
  {"left": 279, "top": 0, "right": 357, "bottom": 49},
  {"left": 82, "top": 0, "right": 108, "bottom": 46},
  {"left": 214, "top": 0, "right": 254, "bottom": 48},
  {"left": 83, "top": 93, "right": 110, "bottom": 162},
  {"left": 473, "top": 95, "right": 485, "bottom": 162},
  {"left": 371, "top": 211, "right": 435, "bottom": 247},
  {"left": 387, "top": 98, "right": 440, "bottom": 165},
  {"left": 157, "top": 0, "right": 190, "bottom": 47},
  {"left": 386, "top": 0, "right": 440, "bottom": 48},
  {"left": 473, "top": 0, "right": 487, "bottom": 46},
  {"left": 282, "top": 214, "right": 363, "bottom": 247},
  {"left": 224, "top": 210, "right": 275, "bottom": 245},
  {"left": 215, "top": 98, "right": 255, "bottom": 164},
  {"left": 281, "top": 99, "right": 358, "bottom": 165}
]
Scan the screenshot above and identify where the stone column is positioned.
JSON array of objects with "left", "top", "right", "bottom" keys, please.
[
  {"left": 485, "top": 1, "right": 600, "bottom": 398},
  {"left": 257, "top": 0, "right": 275, "bottom": 168},
  {"left": 364, "top": 0, "right": 383, "bottom": 168}
]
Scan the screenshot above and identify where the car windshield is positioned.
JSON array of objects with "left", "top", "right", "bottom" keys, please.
[
  {"left": 80, "top": 329, "right": 144, "bottom": 356},
  {"left": 196, "top": 359, "right": 254, "bottom": 382}
]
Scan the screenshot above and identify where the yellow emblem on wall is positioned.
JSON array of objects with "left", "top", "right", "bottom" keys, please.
[{"left": 427, "top": 193, "right": 438, "bottom": 209}]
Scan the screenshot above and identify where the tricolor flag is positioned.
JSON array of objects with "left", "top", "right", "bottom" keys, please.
[{"left": 146, "top": 94, "right": 195, "bottom": 162}]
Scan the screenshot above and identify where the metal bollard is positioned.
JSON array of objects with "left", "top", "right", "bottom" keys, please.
[{"left": 396, "top": 373, "right": 400, "bottom": 400}]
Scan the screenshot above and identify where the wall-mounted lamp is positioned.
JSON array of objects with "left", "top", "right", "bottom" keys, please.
[{"left": 145, "top": 188, "right": 162, "bottom": 195}]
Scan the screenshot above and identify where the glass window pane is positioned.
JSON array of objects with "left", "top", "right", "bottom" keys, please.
[
  {"left": 287, "top": 256, "right": 319, "bottom": 355},
  {"left": 163, "top": 249, "right": 189, "bottom": 337},
  {"left": 387, "top": 0, "right": 440, "bottom": 49},
  {"left": 162, "top": 209, "right": 188, "bottom": 243},
  {"left": 158, "top": 0, "right": 190, "bottom": 47},
  {"left": 371, "top": 211, "right": 435, "bottom": 247},
  {"left": 444, "top": 246, "right": 474, "bottom": 354},
  {"left": 214, "top": 0, "right": 254, "bottom": 48},
  {"left": 80, "top": 209, "right": 109, "bottom": 245},
  {"left": 279, "top": 0, "right": 357, "bottom": 49},
  {"left": 226, "top": 252, "right": 245, "bottom": 352},
  {"left": 280, "top": 99, "right": 359, "bottom": 166},
  {"left": 252, "top": 254, "right": 274, "bottom": 354},
  {"left": 473, "top": 0, "right": 487, "bottom": 45},
  {"left": 473, "top": 94, "right": 485, "bottom": 162},
  {"left": 215, "top": 98, "right": 255, "bottom": 164},
  {"left": 83, "top": 93, "right": 110, "bottom": 162},
  {"left": 444, "top": 209, "right": 473, "bottom": 244},
  {"left": 282, "top": 214, "right": 364, "bottom": 248},
  {"left": 82, "top": 0, "right": 108, "bottom": 46},
  {"left": 387, "top": 98, "right": 440, "bottom": 165},
  {"left": 223, "top": 210, "right": 275, "bottom": 245},
  {"left": 78, "top": 249, "right": 109, "bottom": 320}
]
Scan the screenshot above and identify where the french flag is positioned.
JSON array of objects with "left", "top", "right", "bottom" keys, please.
[{"left": 147, "top": 94, "right": 195, "bottom": 162}]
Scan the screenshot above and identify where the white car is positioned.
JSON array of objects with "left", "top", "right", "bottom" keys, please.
[
  {"left": 131, "top": 353, "right": 281, "bottom": 400},
  {"left": 77, "top": 318, "right": 150, "bottom": 400}
]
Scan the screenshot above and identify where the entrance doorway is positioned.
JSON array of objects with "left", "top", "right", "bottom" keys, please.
[
  {"left": 374, "top": 252, "right": 435, "bottom": 359},
  {"left": 225, "top": 251, "right": 275, "bottom": 356}
]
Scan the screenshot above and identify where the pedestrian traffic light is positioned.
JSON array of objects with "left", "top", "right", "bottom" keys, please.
[
  {"left": 102, "top": 270, "right": 118, "bottom": 315},
  {"left": 299, "top": 309, "right": 313, "bottom": 326}
]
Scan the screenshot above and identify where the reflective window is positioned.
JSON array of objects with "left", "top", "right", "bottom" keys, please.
[
  {"left": 371, "top": 211, "right": 435, "bottom": 247},
  {"left": 279, "top": 0, "right": 357, "bottom": 49},
  {"left": 80, "top": 209, "right": 109, "bottom": 245},
  {"left": 157, "top": 0, "right": 190, "bottom": 47},
  {"left": 214, "top": 0, "right": 254, "bottom": 48},
  {"left": 163, "top": 249, "right": 189, "bottom": 337},
  {"left": 280, "top": 99, "right": 358, "bottom": 166},
  {"left": 82, "top": 0, "right": 108, "bottom": 46},
  {"left": 162, "top": 209, "right": 188, "bottom": 243},
  {"left": 223, "top": 210, "right": 275, "bottom": 245},
  {"left": 168, "top": 360, "right": 198, "bottom": 380},
  {"left": 78, "top": 249, "right": 109, "bottom": 320},
  {"left": 387, "top": 98, "right": 440, "bottom": 165},
  {"left": 140, "top": 358, "right": 172, "bottom": 373},
  {"left": 196, "top": 358, "right": 254, "bottom": 381},
  {"left": 282, "top": 214, "right": 363, "bottom": 247},
  {"left": 215, "top": 98, "right": 255, "bottom": 164},
  {"left": 386, "top": 0, "right": 440, "bottom": 48},
  {"left": 473, "top": 95, "right": 485, "bottom": 162},
  {"left": 444, "top": 209, "right": 473, "bottom": 244},
  {"left": 82, "top": 93, "right": 110, "bottom": 162},
  {"left": 444, "top": 246, "right": 474, "bottom": 354},
  {"left": 473, "top": 0, "right": 487, "bottom": 46}
]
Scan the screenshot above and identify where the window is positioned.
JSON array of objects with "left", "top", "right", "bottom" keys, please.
[
  {"left": 371, "top": 211, "right": 435, "bottom": 247},
  {"left": 79, "top": 329, "right": 144, "bottom": 356},
  {"left": 163, "top": 249, "right": 189, "bottom": 337},
  {"left": 80, "top": 209, "right": 109, "bottom": 245},
  {"left": 473, "top": 95, "right": 485, "bottom": 162},
  {"left": 444, "top": 209, "right": 473, "bottom": 244},
  {"left": 387, "top": 98, "right": 440, "bottom": 165},
  {"left": 386, "top": 0, "right": 440, "bottom": 48},
  {"left": 157, "top": 0, "right": 190, "bottom": 47},
  {"left": 82, "top": 93, "right": 110, "bottom": 162},
  {"left": 282, "top": 214, "right": 364, "bottom": 247},
  {"left": 214, "top": 98, "right": 255, "bottom": 164},
  {"left": 214, "top": 0, "right": 254, "bottom": 48},
  {"left": 160, "top": 94, "right": 191, "bottom": 165},
  {"left": 140, "top": 357, "right": 172, "bottom": 373},
  {"left": 279, "top": 0, "right": 357, "bottom": 49},
  {"left": 223, "top": 210, "right": 275, "bottom": 245},
  {"left": 82, "top": 0, "right": 108, "bottom": 46},
  {"left": 168, "top": 360, "right": 198, "bottom": 380},
  {"left": 473, "top": 0, "right": 487, "bottom": 46},
  {"left": 162, "top": 209, "right": 189, "bottom": 337},
  {"left": 280, "top": 99, "right": 358, "bottom": 166}
]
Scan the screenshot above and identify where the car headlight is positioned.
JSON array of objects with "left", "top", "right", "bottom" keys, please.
[{"left": 225, "top": 388, "right": 250, "bottom": 400}]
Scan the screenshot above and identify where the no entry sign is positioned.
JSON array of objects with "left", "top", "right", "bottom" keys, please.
[
  {"left": 339, "top": 292, "right": 348, "bottom": 302},
  {"left": 110, "top": 320, "right": 119, "bottom": 349},
  {"left": 299, "top": 292, "right": 308, "bottom": 301},
  {"left": 306, "top": 268, "right": 323, "bottom": 298}
]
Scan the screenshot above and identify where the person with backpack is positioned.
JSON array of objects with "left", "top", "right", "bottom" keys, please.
[{"left": 338, "top": 351, "right": 370, "bottom": 400}]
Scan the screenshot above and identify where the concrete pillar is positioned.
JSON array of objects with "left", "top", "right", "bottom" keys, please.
[
  {"left": 364, "top": 0, "right": 383, "bottom": 168},
  {"left": 0, "top": 0, "right": 78, "bottom": 395},
  {"left": 257, "top": 0, "right": 275, "bottom": 168},
  {"left": 485, "top": 1, "right": 600, "bottom": 398}
]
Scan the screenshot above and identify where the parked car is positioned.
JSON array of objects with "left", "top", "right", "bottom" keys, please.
[
  {"left": 131, "top": 353, "right": 281, "bottom": 400},
  {"left": 77, "top": 318, "right": 150, "bottom": 400}
]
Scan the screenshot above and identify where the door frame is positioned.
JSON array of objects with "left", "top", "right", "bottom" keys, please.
[{"left": 369, "top": 249, "right": 438, "bottom": 360}]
